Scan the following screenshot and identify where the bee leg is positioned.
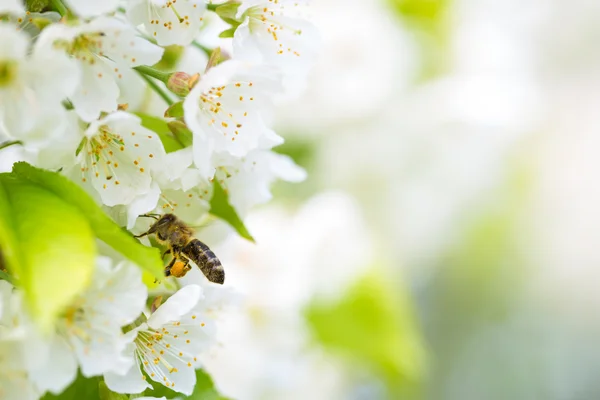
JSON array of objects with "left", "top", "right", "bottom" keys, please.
[
  {"left": 134, "top": 231, "right": 150, "bottom": 239},
  {"left": 162, "top": 248, "right": 172, "bottom": 260},
  {"left": 164, "top": 256, "right": 178, "bottom": 277}
]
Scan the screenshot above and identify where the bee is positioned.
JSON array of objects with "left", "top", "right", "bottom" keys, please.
[{"left": 134, "top": 213, "right": 225, "bottom": 284}]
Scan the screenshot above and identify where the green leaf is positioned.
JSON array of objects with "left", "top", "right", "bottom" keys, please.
[
  {"left": 305, "top": 271, "right": 426, "bottom": 394},
  {"left": 167, "top": 120, "right": 194, "bottom": 147},
  {"left": 215, "top": 2, "right": 241, "bottom": 21},
  {"left": 136, "top": 113, "right": 185, "bottom": 153},
  {"left": 218, "top": 28, "right": 236, "bottom": 38},
  {"left": 11, "top": 162, "right": 164, "bottom": 280},
  {"left": 205, "top": 47, "right": 223, "bottom": 71},
  {"left": 164, "top": 101, "right": 184, "bottom": 118},
  {"left": 0, "top": 175, "right": 96, "bottom": 332},
  {"left": 209, "top": 179, "right": 254, "bottom": 242},
  {"left": 143, "top": 368, "right": 229, "bottom": 399},
  {"left": 153, "top": 45, "right": 185, "bottom": 71}
]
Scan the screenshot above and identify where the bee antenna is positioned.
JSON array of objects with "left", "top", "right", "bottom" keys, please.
[{"left": 140, "top": 213, "right": 160, "bottom": 220}]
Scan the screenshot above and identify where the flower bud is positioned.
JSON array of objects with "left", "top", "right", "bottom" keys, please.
[{"left": 166, "top": 71, "right": 200, "bottom": 97}]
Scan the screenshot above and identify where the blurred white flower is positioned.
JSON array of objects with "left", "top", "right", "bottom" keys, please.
[
  {"left": 104, "top": 285, "right": 215, "bottom": 396},
  {"left": 65, "top": 111, "right": 166, "bottom": 208},
  {"left": 0, "top": 23, "right": 78, "bottom": 138},
  {"left": 214, "top": 149, "right": 306, "bottom": 215},
  {"left": 183, "top": 60, "right": 282, "bottom": 178},
  {"left": 63, "top": 0, "right": 121, "bottom": 18},
  {"left": 233, "top": 0, "right": 319, "bottom": 75},
  {"left": 0, "top": 0, "right": 23, "bottom": 14},
  {"left": 0, "top": 282, "right": 44, "bottom": 400},
  {"left": 275, "top": 0, "right": 414, "bottom": 130},
  {"left": 0, "top": 259, "right": 147, "bottom": 396},
  {"left": 39, "top": 17, "right": 163, "bottom": 121},
  {"left": 200, "top": 192, "right": 372, "bottom": 399},
  {"left": 28, "top": 258, "right": 148, "bottom": 394},
  {"left": 127, "top": 0, "right": 206, "bottom": 46}
]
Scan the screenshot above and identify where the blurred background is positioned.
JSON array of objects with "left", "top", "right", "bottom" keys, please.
[{"left": 200, "top": 0, "right": 600, "bottom": 399}]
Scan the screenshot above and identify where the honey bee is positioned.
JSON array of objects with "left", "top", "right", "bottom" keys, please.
[{"left": 134, "top": 213, "right": 225, "bottom": 284}]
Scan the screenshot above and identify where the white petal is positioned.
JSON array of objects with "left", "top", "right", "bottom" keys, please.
[
  {"left": 0, "top": 23, "right": 28, "bottom": 59},
  {"left": 72, "top": 63, "right": 120, "bottom": 122},
  {"left": 28, "top": 335, "right": 77, "bottom": 395},
  {"left": 104, "top": 359, "right": 152, "bottom": 394},
  {"left": 127, "top": 0, "right": 206, "bottom": 46},
  {"left": 63, "top": 0, "right": 120, "bottom": 17},
  {"left": 127, "top": 183, "right": 161, "bottom": 229},
  {"left": 0, "top": 0, "right": 24, "bottom": 14},
  {"left": 86, "top": 259, "right": 148, "bottom": 327},
  {"left": 147, "top": 285, "right": 202, "bottom": 329}
]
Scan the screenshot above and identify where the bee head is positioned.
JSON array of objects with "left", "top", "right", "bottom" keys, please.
[{"left": 157, "top": 213, "right": 176, "bottom": 226}]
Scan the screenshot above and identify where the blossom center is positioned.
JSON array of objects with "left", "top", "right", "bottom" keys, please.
[
  {"left": 55, "top": 33, "right": 106, "bottom": 65},
  {"left": 78, "top": 126, "right": 127, "bottom": 184},
  {"left": 0, "top": 61, "right": 18, "bottom": 88},
  {"left": 246, "top": 5, "right": 302, "bottom": 41}
]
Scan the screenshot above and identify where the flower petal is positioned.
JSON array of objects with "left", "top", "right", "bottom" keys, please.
[{"left": 147, "top": 285, "right": 202, "bottom": 329}]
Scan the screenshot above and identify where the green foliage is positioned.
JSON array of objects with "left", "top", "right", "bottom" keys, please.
[
  {"left": 154, "top": 45, "right": 185, "bottom": 71},
  {"left": 214, "top": 2, "right": 242, "bottom": 29},
  {"left": 164, "top": 101, "right": 184, "bottom": 118},
  {"left": 143, "top": 368, "right": 229, "bottom": 399},
  {"left": 11, "top": 163, "right": 164, "bottom": 280},
  {"left": 209, "top": 180, "right": 254, "bottom": 242},
  {"left": 0, "top": 174, "right": 96, "bottom": 332},
  {"left": 218, "top": 28, "right": 236, "bottom": 38},
  {"left": 167, "top": 120, "right": 194, "bottom": 147},
  {"left": 25, "top": 0, "right": 50, "bottom": 12},
  {"left": 205, "top": 48, "right": 224, "bottom": 71},
  {"left": 387, "top": 0, "right": 451, "bottom": 80},
  {"left": 136, "top": 113, "right": 185, "bottom": 153},
  {"left": 305, "top": 271, "right": 426, "bottom": 394}
]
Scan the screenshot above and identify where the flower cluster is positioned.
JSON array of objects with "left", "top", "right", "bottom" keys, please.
[
  {"left": 0, "top": 258, "right": 231, "bottom": 398},
  {"left": 0, "top": 0, "right": 315, "bottom": 227},
  {"left": 0, "top": 0, "right": 317, "bottom": 398}
]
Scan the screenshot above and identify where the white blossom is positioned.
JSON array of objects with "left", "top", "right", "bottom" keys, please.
[
  {"left": 213, "top": 149, "right": 306, "bottom": 215},
  {"left": 0, "top": 282, "right": 44, "bottom": 400},
  {"left": 65, "top": 111, "right": 166, "bottom": 208},
  {"left": 63, "top": 0, "right": 120, "bottom": 18},
  {"left": 0, "top": 23, "right": 78, "bottom": 138},
  {"left": 38, "top": 17, "right": 163, "bottom": 122},
  {"left": 183, "top": 60, "right": 283, "bottom": 178},
  {"left": 127, "top": 0, "right": 206, "bottom": 46},
  {"left": 23, "top": 258, "right": 148, "bottom": 394},
  {"left": 0, "top": 0, "right": 23, "bottom": 15},
  {"left": 104, "top": 284, "right": 215, "bottom": 396},
  {"left": 233, "top": 0, "right": 319, "bottom": 73}
]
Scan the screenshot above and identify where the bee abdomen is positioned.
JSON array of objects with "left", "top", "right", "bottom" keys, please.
[{"left": 183, "top": 239, "right": 225, "bottom": 284}]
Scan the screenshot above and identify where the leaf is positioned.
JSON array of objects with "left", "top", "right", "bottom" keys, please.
[
  {"left": 98, "top": 381, "right": 128, "bottom": 400},
  {"left": 209, "top": 179, "right": 254, "bottom": 242},
  {"left": 142, "top": 368, "right": 229, "bottom": 399},
  {"left": 136, "top": 113, "right": 185, "bottom": 153},
  {"left": 218, "top": 28, "right": 236, "bottom": 38},
  {"left": 0, "top": 175, "right": 96, "bottom": 332},
  {"left": 164, "top": 101, "right": 184, "bottom": 118},
  {"left": 215, "top": 2, "right": 241, "bottom": 21},
  {"left": 167, "top": 120, "right": 194, "bottom": 147},
  {"left": 205, "top": 47, "right": 223, "bottom": 71},
  {"left": 11, "top": 162, "right": 164, "bottom": 280},
  {"left": 304, "top": 271, "right": 427, "bottom": 393}
]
